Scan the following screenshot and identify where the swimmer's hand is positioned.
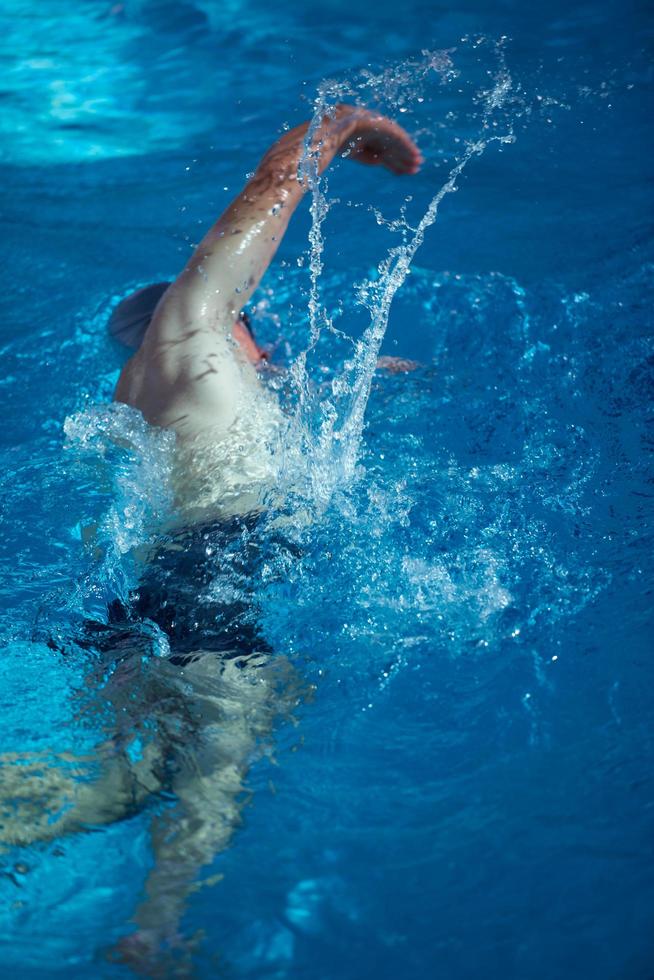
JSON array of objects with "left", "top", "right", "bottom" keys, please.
[
  {"left": 260, "top": 104, "right": 423, "bottom": 182},
  {"left": 336, "top": 107, "right": 424, "bottom": 175}
]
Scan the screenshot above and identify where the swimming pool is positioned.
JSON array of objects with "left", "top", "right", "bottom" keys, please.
[{"left": 1, "top": 0, "right": 653, "bottom": 976}]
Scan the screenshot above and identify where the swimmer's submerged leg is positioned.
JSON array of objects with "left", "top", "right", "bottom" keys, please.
[
  {"left": 112, "top": 650, "right": 305, "bottom": 971},
  {"left": 1, "top": 643, "right": 303, "bottom": 972}
]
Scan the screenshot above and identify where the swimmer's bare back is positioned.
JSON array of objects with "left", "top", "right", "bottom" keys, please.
[{"left": 114, "top": 105, "right": 423, "bottom": 444}]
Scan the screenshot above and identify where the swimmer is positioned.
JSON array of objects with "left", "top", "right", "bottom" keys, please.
[
  {"left": 108, "top": 107, "right": 422, "bottom": 965},
  {"left": 1, "top": 106, "right": 423, "bottom": 974},
  {"left": 113, "top": 104, "right": 423, "bottom": 516}
]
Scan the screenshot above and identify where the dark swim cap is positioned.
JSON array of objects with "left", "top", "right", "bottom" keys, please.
[
  {"left": 108, "top": 282, "right": 256, "bottom": 351},
  {"left": 107, "top": 281, "right": 171, "bottom": 350}
]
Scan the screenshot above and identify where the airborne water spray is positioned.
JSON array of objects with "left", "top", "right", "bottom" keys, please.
[{"left": 280, "top": 43, "right": 519, "bottom": 513}]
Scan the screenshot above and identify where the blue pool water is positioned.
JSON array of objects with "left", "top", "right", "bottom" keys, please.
[{"left": 1, "top": 1, "right": 653, "bottom": 977}]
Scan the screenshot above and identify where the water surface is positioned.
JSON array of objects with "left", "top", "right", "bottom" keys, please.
[{"left": 0, "top": 1, "right": 652, "bottom": 977}]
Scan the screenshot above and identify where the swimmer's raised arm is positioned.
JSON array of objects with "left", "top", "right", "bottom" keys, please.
[
  {"left": 156, "top": 106, "right": 424, "bottom": 331},
  {"left": 115, "top": 107, "right": 422, "bottom": 436}
]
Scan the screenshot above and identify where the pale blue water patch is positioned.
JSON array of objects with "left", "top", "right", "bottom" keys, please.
[{"left": 1, "top": 1, "right": 653, "bottom": 978}]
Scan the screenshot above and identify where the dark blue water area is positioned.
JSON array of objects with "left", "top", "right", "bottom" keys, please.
[{"left": 1, "top": 0, "right": 653, "bottom": 978}]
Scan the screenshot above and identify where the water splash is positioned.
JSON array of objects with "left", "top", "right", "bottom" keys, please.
[
  {"left": 278, "top": 44, "right": 519, "bottom": 513},
  {"left": 62, "top": 402, "right": 175, "bottom": 605}
]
